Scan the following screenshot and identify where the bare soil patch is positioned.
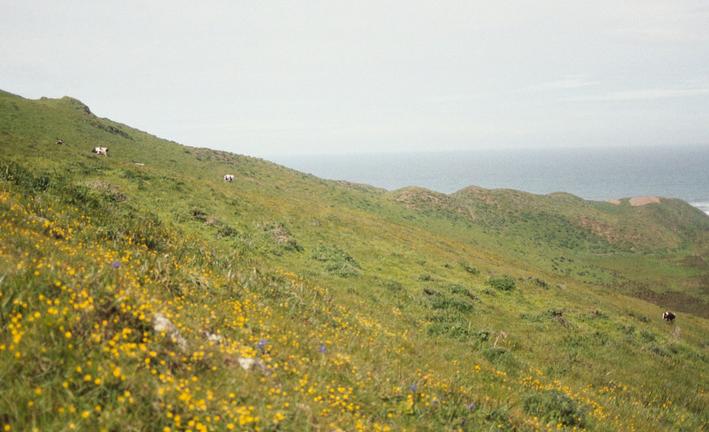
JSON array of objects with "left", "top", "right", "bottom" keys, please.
[{"left": 629, "top": 196, "right": 661, "bottom": 206}]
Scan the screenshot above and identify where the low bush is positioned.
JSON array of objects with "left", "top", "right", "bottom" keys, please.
[
  {"left": 311, "top": 244, "right": 361, "bottom": 277},
  {"left": 448, "top": 284, "right": 479, "bottom": 301},
  {"left": 325, "top": 261, "right": 361, "bottom": 278},
  {"left": 482, "top": 347, "right": 521, "bottom": 373},
  {"left": 530, "top": 277, "right": 549, "bottom": 288},
  {"left": 461, "top": 262, "right": 480, "bottom": 275},
  {"left": 191, "top": 208, "right": 208, "bottom": 222},
  {"left": 488, "top": 275, "right": 516, "bottom": 291},
  {"left": 448, "top": 284, "right": 468, "bottom": 296},
  {"left": 523, "top": 390, "right": 587, "bottom": 427},
  {"left": 264, "top": 222, "right": 302, "bottom": 252},
  {"left": 427, "top": 321, "right": 473, "bottom": 339},
  {"left": 216, "top": 224, "right": 239, "bottom": 239},
  {"left": 482, "top": 346, "right": 509, "bottom": 363},
  {"left": 0, "top": 159, "right": 51, "bottom": 192}
]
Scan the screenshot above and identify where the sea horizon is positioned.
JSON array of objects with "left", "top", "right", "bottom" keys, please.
[{"left": 267, "top": 145, "right": 709, "bottom": 215}]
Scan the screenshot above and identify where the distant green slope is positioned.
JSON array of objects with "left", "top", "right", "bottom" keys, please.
[
  {"left": 387, "top": 183, "right": 709, "bottom": 315},
  {"left": 1, "top": 90, "right": 707, "bottom": 431},
  {"left": 390, "top": 184, "right": 708, "bottom": 253}
]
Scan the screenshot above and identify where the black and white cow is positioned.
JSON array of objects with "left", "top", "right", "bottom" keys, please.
[
  {"left": 223, "top": 174, "right": 235, "bottom": 182},
  {"left": 662, "top": 311, "right": 676, "bottom": 322},
  {"left": 92, "top": 146, "right": 108, "bottom": 156}
]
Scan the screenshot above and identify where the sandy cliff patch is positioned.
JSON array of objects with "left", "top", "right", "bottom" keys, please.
[{"left": 629, "top": 196, "right": 661, "bottom": 206}]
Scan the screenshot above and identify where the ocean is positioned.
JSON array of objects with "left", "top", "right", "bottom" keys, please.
[{"left": 269, "top": 145, "right": 709, "bottom": 215}]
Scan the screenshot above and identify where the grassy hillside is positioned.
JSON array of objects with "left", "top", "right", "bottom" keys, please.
[
  {"left": 389, "top": 184, "right": 709, "bottom": 316},
  {"left": 0, "top": 90, "right": 707, "bottom": 431}
]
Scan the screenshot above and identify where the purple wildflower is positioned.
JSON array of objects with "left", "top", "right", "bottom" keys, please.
[
  {"left": 257, "top": 339, "right": 268, "bottom": 352},
  {"left": 409, "top": 383, "right": 418, "bottom": 393},
  {"left": 319, "top": 343, "right": 327, "bottom": 353},
  {"left": 111, "top": 261, "right": 121, "bottom": 269}
]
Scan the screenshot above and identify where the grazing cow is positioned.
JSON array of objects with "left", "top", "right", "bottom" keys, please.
[
  {"left": 92, "top": 146, "right": 108, "bottom": 156},
  {"left": 223, "top": 174, "right": 235, "bottom": 182},
  {"left": 662, "top": 311, "right": 676, "bottom": 322}
]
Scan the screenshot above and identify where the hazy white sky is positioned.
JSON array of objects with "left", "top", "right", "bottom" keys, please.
[{"left": 1, "top": 1, "right": 708, "bottom": 156}]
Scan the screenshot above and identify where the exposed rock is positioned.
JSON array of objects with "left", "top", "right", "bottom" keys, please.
[
  {"left": 90, "top": 120, "right": 133, "bottom": 139},
  {"left": 236, "top": 357, "right": 268, "bottom": 374},
  {"left": 203, "top": 331, "right": 224, "bottom": 344},
  {"left": 153, "top": 313, "right": 188, "bottom": 351},
  {"left": 270, "top": 223, "right": 293, "bottom": 245},
  {"left": 205, "top": 216, "right": 221, "bottom": 226},
  {"left": 61, "top": 96, "right": 92, "bottom": 115}
]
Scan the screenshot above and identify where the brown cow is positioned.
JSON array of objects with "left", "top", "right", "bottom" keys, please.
[{"left": 662, "top": 311, "right": 676, "bottom": 322}]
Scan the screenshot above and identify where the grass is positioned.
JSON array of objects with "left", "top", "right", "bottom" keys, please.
[{"left": 0, "top": 89, "right": 707, "bottom": 431}]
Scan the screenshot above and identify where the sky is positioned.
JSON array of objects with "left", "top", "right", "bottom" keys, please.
[{"left": 1, "top": 1, "right": 708, "bottom": 156}]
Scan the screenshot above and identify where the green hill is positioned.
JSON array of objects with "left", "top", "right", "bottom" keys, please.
[{"left": 0, "top": 90, "right": 707, "bottom": 431}]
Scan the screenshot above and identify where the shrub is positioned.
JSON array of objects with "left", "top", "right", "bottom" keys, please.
[
  {"left": 0, "top": 160, "right": 50, "bottom": 192},
  {"left": 422, "top": 287, "right": 437, "bottom": 296},
  {"left": 523, "top": 390, "right": 587, "bottom": 427},
  {"left": 427, "top": 321, "right": 472, "bottom": 339},
  {"left": 448, "top": 284, "right": 478, "bottom": 300},
  {"left": 483, "top": 346, "right": 509, "bottom": 363},
  {"left": 488, "top": 275, "right": 516, "bottom": 291},
  {"left": 264, "top": 222, "right": 302, "bottom": 252},
  {"left": 311, "top": 244, "right": 360, "bottom": 277},
  {"left": 324, "top": 261, "right": 361, "bottom": 278},
  {"left": 530, "top": 277, "right": 549, "bottom": 288},
  {"left": 85, "top": 180, "right": 126, "bottom": 202},
  {"left": 191, "top": 208, "right": 208, "bottom": 222},
  {"left": 482, "top": 347, "right": 521, "bottom": 372},
  {"left": 106, "top": 209, "right": 170, "bottom": 252},
  {"left": 448, "top": 284, "right": 468, "bottom": 296},
  {"left": 217, "top": 224, "right": 239, "bottom": 239},
  {"left": 461, "top": 262, "right": 480, "bottom": 275}
]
